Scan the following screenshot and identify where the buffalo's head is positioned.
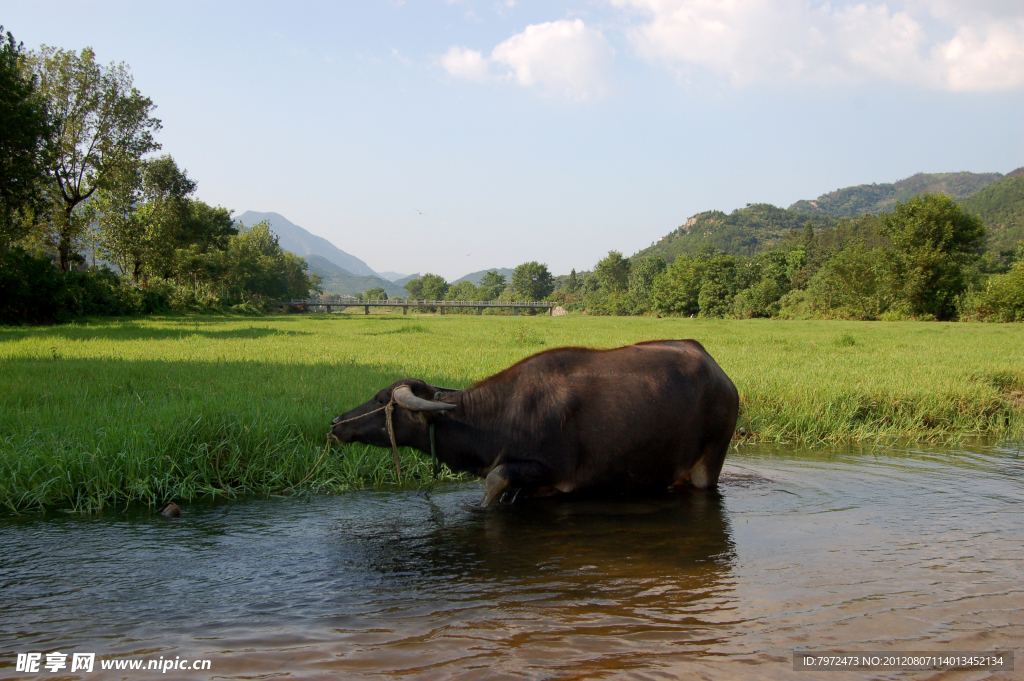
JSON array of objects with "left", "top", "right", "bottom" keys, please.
[{"left": 330, "top": 379, "right": 457, "bottom": 448}]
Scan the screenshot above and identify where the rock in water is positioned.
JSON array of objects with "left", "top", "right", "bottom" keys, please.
[{"left": 158, "top": 502, "right": 181, "bottom": 518}]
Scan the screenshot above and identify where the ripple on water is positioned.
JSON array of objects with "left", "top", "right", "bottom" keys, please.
[{"left": 1, "top": 443, "right": 1022, "bottom": 680}]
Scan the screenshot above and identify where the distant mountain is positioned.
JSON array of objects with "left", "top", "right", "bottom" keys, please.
[
  {"left": 789, "top": 172, "right": 1003, "bottom": 217},
  {"left": 303, "top": 255, "right": 406, "bottom": 297},
  {"left": 453, "top": 268, "right": 515, "bottom": 285},
  {"left": 632, "top": 169, "right": 1023, "bottom": 262},
  {"left": 234, "top": 211, "right": 377, "bottom": 277},
  {"left": 392, "top": 273, "right": 420, "bottom": 289},
  {"left": 634, "top": 204, "right": 839, "bottom": 261},
  {"left": 377, "top": 271, "right": 413, "bottom": 282},
  {"left": 961, "top": 168, "right": 1024, "bottom": 253}
]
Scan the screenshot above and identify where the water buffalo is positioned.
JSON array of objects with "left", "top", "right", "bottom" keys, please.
[{"left": 330, "top": 340, "right": 739, "bottom": 506}]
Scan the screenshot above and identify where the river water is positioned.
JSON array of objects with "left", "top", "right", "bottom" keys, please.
[{"left": 2, "top": 444, "right": 1022, "bottom": 680}]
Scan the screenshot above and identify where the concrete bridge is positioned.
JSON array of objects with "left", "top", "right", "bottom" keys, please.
[{"left": 275, "top": 298, "right": 555, "bottom": 315}]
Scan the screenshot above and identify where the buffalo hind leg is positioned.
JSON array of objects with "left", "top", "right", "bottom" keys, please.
[
  {"left": 678, "top": 435, "right": 731, "bottom": 489},
  {"left": 480, "top": 461, "right": 552, "bottom": 506}
]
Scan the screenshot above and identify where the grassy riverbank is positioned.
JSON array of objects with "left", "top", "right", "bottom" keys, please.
[{"left": 2, "top": 313, "right": 1023, "bottom": 512}]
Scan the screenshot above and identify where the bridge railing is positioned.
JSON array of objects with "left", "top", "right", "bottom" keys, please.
[
  {"left": 275, "top": 298, "right": 555, "bottom": 315},
  {"left": 284, "top": 298, "right": 551, "bottom": 306}
]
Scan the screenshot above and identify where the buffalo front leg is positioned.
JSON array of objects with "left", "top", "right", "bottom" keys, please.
[
  {"left": 481, "top": 465, "right": 512, "bottom": 507},
  {"left": 480, "top": 461, "right": 554, "bottom": 506}
]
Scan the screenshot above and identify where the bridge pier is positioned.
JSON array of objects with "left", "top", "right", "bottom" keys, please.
[
  {"left": 439, "top": 305, "right": 445, "bottom": 315},
  {"left": 513, "top": 307, "right": 519, "bottom": 316},
  {"left": 326, "top": 305, "right": 332, "bottom": 314},
  {"left": 403, "top": 306, "right": 408, "bottom": 315},
  {"left": 477, "top": 307, "right": 483, "bottom": 315},
  {"left": 364, "top": 306, "right": 369, "bottom": 315}
]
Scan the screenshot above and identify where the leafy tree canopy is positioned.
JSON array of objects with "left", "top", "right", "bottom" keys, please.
[
  {"left": 29, "top": 44, "right": 161, "bottom": 271},
  {"left": 594, "top": 251, "right": 631, "bottom": 293},
  {"left": 404, "top": 273, "right": 448, "bottom": 300},
  {"left": 877, "top": 194, "right": 984, "bottom": 319},
  {"left": 446, "top": 280, "right": 478, "bottom": 301},
  {"left": 512, "top": 261, "right": 554, "bottom": 300},
  {"left": 477, "top": 270, "right": 507, "bottom": 300},
  {"left": 0, "top": 27, "right": 50, "bottom": 247}
]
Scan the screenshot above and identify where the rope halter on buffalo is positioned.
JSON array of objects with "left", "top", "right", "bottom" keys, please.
[{"left": 303, "top": 385, "right": 454, "bottom": 490}]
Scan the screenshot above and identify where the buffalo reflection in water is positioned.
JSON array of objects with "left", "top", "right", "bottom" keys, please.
[{"left": 339, "top": 488, "right": 736, "bottom": 614}]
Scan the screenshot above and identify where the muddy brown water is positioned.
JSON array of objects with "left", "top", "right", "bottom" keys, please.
[{"left": 2, "top": 444, "right": 1022, "bottom": 680}]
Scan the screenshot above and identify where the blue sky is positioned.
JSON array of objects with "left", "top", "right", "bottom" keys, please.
[{"left": 3, "top": 1, "right": 1023, "bottom": 279}]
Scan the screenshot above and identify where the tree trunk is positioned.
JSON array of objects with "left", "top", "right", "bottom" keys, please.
[
  {"left": 58, "top": 235, "right": 72, "bottom": 273},
  {"left": 58, "top": 204, "right": 76, "bottom": 274}
]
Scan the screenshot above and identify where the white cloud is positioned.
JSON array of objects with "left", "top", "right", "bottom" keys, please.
[
  {"left": 492, "top": 19, "right": 615, "bottom": 99},
  {"left": 391, "top": 48, "right": 413, "bottom": 67},
  {"left": 610, "top": 0, "right": 1024, "bottom": 91},
  {"left": 442, "top": 46, "right": 492, "bottom": 82},
  {"left": 442, "top": 19, "right": 615, "bottom": 100},
  {"left": 937, "top": 19, "right": 1024, "bottom": 90}
]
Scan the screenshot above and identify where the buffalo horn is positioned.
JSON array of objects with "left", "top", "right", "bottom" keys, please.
[{"left": 392, "top": 385, "right": 456, "bottom": 412}]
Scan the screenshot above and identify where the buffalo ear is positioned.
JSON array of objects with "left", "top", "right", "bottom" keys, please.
[{"left": 392, "top": 385, "right": 456, "bottom": 412}]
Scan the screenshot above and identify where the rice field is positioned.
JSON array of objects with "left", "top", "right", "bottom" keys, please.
[{"left": 2, "top": 312, "right": 1022, "bottom": 512}]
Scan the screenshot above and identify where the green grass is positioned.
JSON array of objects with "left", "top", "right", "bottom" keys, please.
[{"left": 2, "top": 313, "right": 1023, "bottom": 512}]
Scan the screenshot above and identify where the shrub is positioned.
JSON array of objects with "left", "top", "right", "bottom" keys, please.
[
  {"left": 0, "top": 248, "right": 173, "bottom": 324},
  {"left": 960, "top": 263, "right": 1024, "bottom": 322}
]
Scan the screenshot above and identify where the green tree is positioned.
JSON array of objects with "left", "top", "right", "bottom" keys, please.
[
  {"left": 93, "top": 160, "right": 145, "bottom": 281},
  {"left": 225, "top": 221, "right": 285, "bottom": 299},
  {"left": 136, "top": 155, "right": 196, "bottom": 278},
  {"left": 650, "top": 255, "right": 704, "bottom": 316},
  {"left": 628, "top": 255, "right": 666, "bottom": 311},
  {"left": 878, "top": 193, "right": 985, "bottom": 319},
  {"left": 0, "top": 27, "right": 50, "bottom": 247},
  {"left": 173, "top": 243, "right": 222, "bottom": 297},
  {"left": 732, "top": 250, "right": 791, "bottom": 318},
  {"left": 696, "top": 256, "right": 741, "bottom": 318},
  {"left": 183, "top": 200, "right": 235, "bottom": 252},
  {"left": 223, "top": 221, "right": 317, "bottom": 300},
  {"left": 404, "top": 273, "right": 448, "bottom": 300},
  {"left": 404, "top": 277, "right": 424, "bottom": 299},
  {"left": 594, "top": 251, "right": 631, "bottom": 293},
  {"left": 512, "top": 261, "right": 554, "bottom": 300},
  {"left": 803, "top": 243, "right": 895, "bottom": 319},
  {"left": 566, "top": 269, "right": 579, "bottom": 294},
  {"left": 965, "top": 251, "right": 1024, "bottom": 322},
  {"left": 421, "top": 273, "right": 449, "bottom": 300},
  {"left": 94, "top": 157, "right": 231, "bottom": 286},
  {"left": 283, "top": 251, "right": 321, "bottom": 299},
  {"left": 477, "top": 270, "right": 507, "bottom": 300},
  {"left": 363, "top": 286, "right": 388, "bottom": 301},
  {"left": 446, "top": 280, "right": 478, "bottom": 301},
  {"left": 801, "top": 221, "right": 816, "bottom": 255},
  {"left": 30, "top": 46, "right": 160, "bottom": 272}
]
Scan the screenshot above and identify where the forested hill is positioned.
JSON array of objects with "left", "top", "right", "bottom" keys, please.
[
  {"left": 961, "top": 169, "right": 1024, "bottom": 253},
  {"left": 788, "top": 171, "right": 1002, "bottom": 217},
  {"left": 453, "top": 268, "right": 515, "bottom": 286},
  {"left": 633, "top": 204, "right": 839, "bottom": 261},
  {"left": 234, "top": 211, "right": 378, "bottom": 277},
  {"left": 303, "top": 255, "right": 407, "bottom": 297},
  {"left": 634, "top": 168, "right": 1024, "bottom": 262}
]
